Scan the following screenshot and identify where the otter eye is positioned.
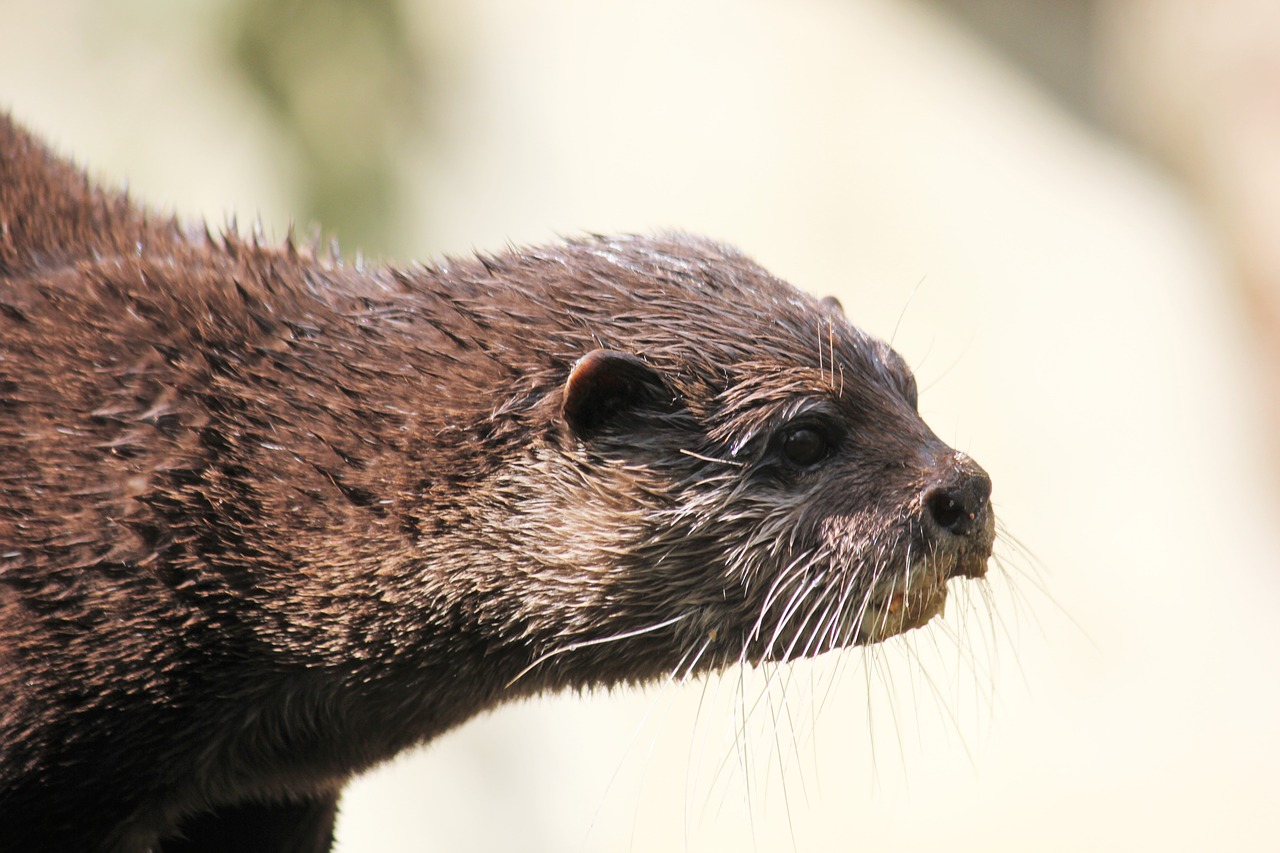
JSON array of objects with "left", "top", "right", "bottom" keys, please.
[{"left": 781, "top": 425, "right": 828, "bottom": 467}]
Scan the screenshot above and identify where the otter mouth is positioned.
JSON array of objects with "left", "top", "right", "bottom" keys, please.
[
  {"left": 857, "top": 572, "right": 950, "bottom": 644},
  {"left": 854, "top": 546, "right": 991, "bottom": 645}
]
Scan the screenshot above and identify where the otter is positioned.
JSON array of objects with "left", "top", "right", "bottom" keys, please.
[{"left": 0, "top": 113, "right": 995, "bottom": 853}]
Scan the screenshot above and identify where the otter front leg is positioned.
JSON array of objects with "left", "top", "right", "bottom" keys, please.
[{"left": 158, "top": 794, "right": 338, "bottom": 853}]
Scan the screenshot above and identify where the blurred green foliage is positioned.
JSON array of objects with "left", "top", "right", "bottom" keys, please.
[{"left": 230, "top": 0, "right": 430, "bottom": 256}]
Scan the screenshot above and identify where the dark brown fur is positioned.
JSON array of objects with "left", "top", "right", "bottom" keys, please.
[{"left": 0, "top": 115, "right": 994, "bottom": 852}]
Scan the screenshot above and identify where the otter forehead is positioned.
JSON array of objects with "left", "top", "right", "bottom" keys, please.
[
  {"left": 437, "top": 233, "right": 898, "bottom": 392},
  {"left": 567, "top": 233, "right": 876, "bottom": 358}
]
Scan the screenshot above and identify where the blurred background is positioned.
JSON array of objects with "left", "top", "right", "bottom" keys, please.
[{"left": 4, "top": 0, "right": 1280, "bottom": 850}]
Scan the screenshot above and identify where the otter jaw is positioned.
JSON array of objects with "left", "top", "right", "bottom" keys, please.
[{"left": 855, "top": 549, "right": 989, "bottom": 645}]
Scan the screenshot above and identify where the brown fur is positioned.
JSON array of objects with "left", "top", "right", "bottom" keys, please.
[{"left": 0, "top": 115, "right": 994, "bottom": 852}]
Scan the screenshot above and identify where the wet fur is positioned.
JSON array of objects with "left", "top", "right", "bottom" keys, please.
[{"left": 0, "top": 115, "right": 993, "bottom": 851}]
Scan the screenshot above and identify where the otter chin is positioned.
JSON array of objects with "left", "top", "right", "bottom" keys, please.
[{"left": 0, "top": 113, "right": 994, "bottom": 853}]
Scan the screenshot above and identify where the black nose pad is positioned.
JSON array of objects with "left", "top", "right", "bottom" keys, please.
[{"left": 923, "top": 462, "right": 992, "bottom": 538}]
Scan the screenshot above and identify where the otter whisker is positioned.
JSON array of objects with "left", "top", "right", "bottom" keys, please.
[
  {"left": 868, "top": 640, "right": 912, "bottom": 777},
  {"left": 817, "top": 326, "right": 825, "bottom": 385},
  {"left": 749, "top": 550, "right": 819, "bottom": 649},
  {"left": 898, "top": 640, "right": 979, "bottom": 769},
  {"left": 743, "top": 550, "right": 817, "bottom": 654},
  {"left": 763, "top": 577, "right": 823, "bottom": 660},
  {"left": 925, "top": 598, "right": 1000, "bottom": 711},
  {"left": 889, "top": 275, "right": 926, "bottom": 349},
  {"left": 794, "top": 588, "right": 836, "bottom": 661},
  {"left": 814, "top": 621, "right": 859, "bottom": 720},
  {"left": 505, "top": 612, "right": 693, "bottom": 689},
  {"left": 696, "top": 667, "right": 785, "bottom": 819},
  {"left": 800, "top": 579, "right": 850, "bottom": 659},
  {"left": 674, "top": 634, "right": 716, "bottom": 684},
  {"left": 816, "top": 572, "right": 860, "bottom": 653},
  {"left": 990, "top": 527, "right": 1077, "bottom": 643},
  {"left": 856, "top": 551, "right": 896, "bottom": 640},
  {"left": 780, "top": 574, "right": 839, "bottom": 661},
  {"left": 678, "top": 448, "right": 745, "bottom": 467},
  {"left": 965, "top": 578, "right": 1006, "bottom": 680},
  {"left": 828, "top": 321, "right": 837, "bottom": 390},
  {"left": 762, "top": 664, "right": 808, "bottom": 853}
]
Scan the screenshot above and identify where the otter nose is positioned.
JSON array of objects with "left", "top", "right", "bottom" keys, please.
[{"left": 923, "top": 459, "right": 992, "bottom": 539}]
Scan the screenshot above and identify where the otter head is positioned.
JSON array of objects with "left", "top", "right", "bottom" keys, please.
[{"left": 486, "top": 236, "right": 994, "bottom": 687}]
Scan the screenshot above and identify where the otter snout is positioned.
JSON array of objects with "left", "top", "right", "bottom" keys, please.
[{"left": 921, "top": 454, "right": 994, "bottom": 579}]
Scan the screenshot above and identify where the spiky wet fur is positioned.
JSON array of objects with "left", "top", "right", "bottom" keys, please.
[{"left": 0, "top": 114, "right": 993, "bottom": 851}]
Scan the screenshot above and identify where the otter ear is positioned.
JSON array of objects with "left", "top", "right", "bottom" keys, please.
[{"left": 562, "top": 349, "right": 669, "bottom": 437}]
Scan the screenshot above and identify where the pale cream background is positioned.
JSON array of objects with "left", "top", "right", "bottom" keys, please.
[{"left": 4, "top": 1, "right": 1279, "bottom": 850}]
